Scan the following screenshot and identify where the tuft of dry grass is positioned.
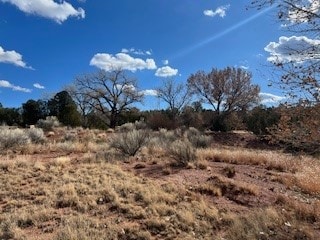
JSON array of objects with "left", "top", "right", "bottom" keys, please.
[{"left": 197, "top": 148, "right": 302, "bottom": 173}]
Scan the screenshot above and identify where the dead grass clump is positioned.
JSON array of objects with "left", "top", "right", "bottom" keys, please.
[
  {"left": 224, "top": 207, "right": 284, "bottom": 240},
  {"left": 54, "top": 216, "right": 118, "bottom": 240},
  {"left": 55, "top": 183, "right": 79, "bottom": 208},
  {"left": 110, "top": 129, "right": 150, "bottom": 156},
  {"left": 207, "top": 175, "right": 259, "bottom": 198},
  {"left": 145, "top": 219, "right": 167, "bottom": 235},
  {"left": 295, "top": 159, "right": 320, "bottom": 195},
  {"left": 198, "top": 148, "right": 301, "bottom": 173},
  {"left": 194, "top": 183, "right": 222, "bottom": 197},
  {"left": 276, "top": 195, "right": 320, "bottom": 223},
  {"left": 222, "top": 166, "right": 236, "bottom": 178}
]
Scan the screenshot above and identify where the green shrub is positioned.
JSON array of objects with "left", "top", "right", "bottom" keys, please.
[
  {"left": 110, "top": 129, "right": 150, "bottom": 156},
  {"left": 169, "top": 139, "right": 196, "bottom": 166}
]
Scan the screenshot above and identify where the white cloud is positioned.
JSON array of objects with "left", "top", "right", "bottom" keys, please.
[
  {"left": 0, "top": 0, "right": 85, "bottom": 23},
  {"left": 162, "top": 59, "right": 169, "bottom": 65},
  {"left": 33, "top": 83, "right": 45, "bottom": 89},
  {"left": 0, "top": 46, "right": 32, "bottom": 69},
  {"left": 121, "top": 48, "right": 152, "bottom": 56},
  {"left": 90, "top": 53, "right": 157, "bottom": 72},
  {"left": 0, "top": 80, "right": 31, "bottom": 93},
  {"left": 259, "top": 92, "right": 286, "bottom": 104},
  {"left": 265, "top": 36, "right": 320, "bottom": 63},
  {"left": 240, "top": 65, "right": 249, "bottom": 70},
  {"left": 204, "top": 4, "right": 230, "bottom": 18},
  {"left": 288, "top": 0, "right": 320, "bottom": 23},
  {"left": 140, "top": 89, "right": 158, "bottom": 96},
  {"left": 155, "top": 66, "right": 178, "bottom": 77}
]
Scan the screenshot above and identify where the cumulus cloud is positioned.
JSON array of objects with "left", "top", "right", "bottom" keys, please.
[
  {"left": 140, "top": 89, "right": 158, "bottom": 96},
  {"left": 0, "top": 46, "right": 32, "bottom": 69},
  {"left": 33, "top": 83, "right": 45, "bottom": 89},
  {"left": 90, "top": 53, "right": 157, "bottom": 72},
  {"left": 204, "top": 4, "right": 230, "bottom": 18},
  {"left": 155, "top": 66, "right": 178, "bottom": 77},
  {"left": 121, "top": 48, "right": 152, "bottom": 56},
  {"left": 0, "top": 80, "right": 31, "bottom": 93},
  {"left": 265, "top": 36, "right": 320, "bottom": 63},
  {"left": 0, "top": 0, "right": 85, "bottom": 23},
  {"left": 259, "top": 92, "right": 286, "bottom": 104}
]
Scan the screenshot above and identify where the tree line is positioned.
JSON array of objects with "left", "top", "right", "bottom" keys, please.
[{"left": 0, "top": 66, "right": 280, "bottom": 134}]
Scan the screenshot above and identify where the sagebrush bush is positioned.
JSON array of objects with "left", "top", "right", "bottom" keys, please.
[
  {"left": 37, "top": 116, "right": 60, "bottom": 131},
  {"left": 184, "top": 127, "right": 211, "bottom": 148},
  {"left": 27, "top": 128, "right": 46, "bottom": 144},
  {"left": 110, "top": 129, "right": 150, "bottom": 156},
  {"left": 169, "top": 139, "right": 196, "bottom": 166},
  {"left": 117, "top": 122, "right": 135, "bottom": 132},
  {"left": 158, "top": 128, "right": 178, "bottom": 144},
  {"left": 0, "top": 128, "right": 30, "bottom": 150},
  {"left": 117, "top": 121, "right": 148, "bottom": 132}
]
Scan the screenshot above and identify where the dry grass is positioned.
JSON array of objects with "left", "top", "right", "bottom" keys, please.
[
  {"left": 0, "top": 127, "right": 319, "bottom": 239},
  {"left": 0, "top": 158, "right": 220, "bottom": 239},
  {"left": 197, "top": 148, "right": 302, "bottom": 172},
  {"left": 197, "top": 148, "right": 320, "bottom": 196}
]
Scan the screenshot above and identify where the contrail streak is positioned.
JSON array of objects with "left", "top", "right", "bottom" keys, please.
[{"left": 173, "top": 6, "right": 275, "bottom": 59}]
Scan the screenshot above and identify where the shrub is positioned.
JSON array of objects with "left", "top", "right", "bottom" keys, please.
[
  {"left": 27, "top": 127, "right": 46, "bottom": 144},
  {"left": 110, "top": 129, "right": 150, "bottom": 156},
  {"left": 117, "top": 122, "right": 135, "bottom": 132},
  {"left": 0, "top": 128, "right": 30, "bottom": 150},
  {"left": 37, "top": 116, "right": 60, "bottom": 131},
  {"left": 117, "top": 121, "right": 148, "bottom": 132},
  {"left": 184, "top": 127, "right": 211, "bottom": 148},
  {"left": 169, "top": 139, "right": 196, "bottom": 166}
]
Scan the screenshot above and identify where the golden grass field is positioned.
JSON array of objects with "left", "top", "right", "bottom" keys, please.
[{"left": 0, "top": 126, "right": 319, "bottom": 239}]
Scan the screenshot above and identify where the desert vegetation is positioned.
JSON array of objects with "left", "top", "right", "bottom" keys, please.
[{"left": 0, "top": 122, "right": 319, "bottom": 239}]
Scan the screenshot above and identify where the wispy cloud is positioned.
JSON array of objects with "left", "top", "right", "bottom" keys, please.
[
  {"left": 204, "top": 4, "right": 230, "bottom": 18},
  {"left": 33, "top": 83, "right": 45, "bottom": 89},
  {"left": 140, "top": 89, "right": 158, "bottom": 96},
  {"left": 121, "top": 48, "right": 152, "bottom": 56},
  {"left": 0, "top": 46, "right": 33, "bottom": 69},
  {"left": 155, "top": 66, "right": 178, "bottom": 77},
  {"left": 0, "top": 80, "right": 31, "bottom": 93},
  {"left": 0, "top": 0, "right": 85, "bottom": 23},
  {"left": 259, "top": 92, "right": 286, "bottom": 104},
  {"left": 162, "top": 59, "right": 169, "bottom": 65},
  {"left": 90, "top": 52, "right": 157, "bottom": 72}
]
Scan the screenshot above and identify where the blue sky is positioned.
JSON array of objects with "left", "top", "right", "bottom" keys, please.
[{"left": 0, "top": 0, "right": 290, "bottom": 109}]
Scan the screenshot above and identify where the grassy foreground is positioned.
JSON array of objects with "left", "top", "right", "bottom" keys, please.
[{"left": 0, "top": 126, "right": 319, "bottom": 239}]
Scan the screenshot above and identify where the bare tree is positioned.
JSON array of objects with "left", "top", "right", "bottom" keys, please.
[
  {"left": 251, "top": 0, "right": 320, "bottom": 33},
  {"left": 187, "top": 67, "right": 260, "bottom": 115},
  {"left": 73, "top": 70, "right": 143, "bottom": 128},
  {"left": 251, "top": 0, "right": 320, "bottom": 103},
  {"left": 65, "top": 84, "right": 94, "bottom": 127},
  {"left": 156, "top": 79, "right": 190, "bottom": 121}
]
